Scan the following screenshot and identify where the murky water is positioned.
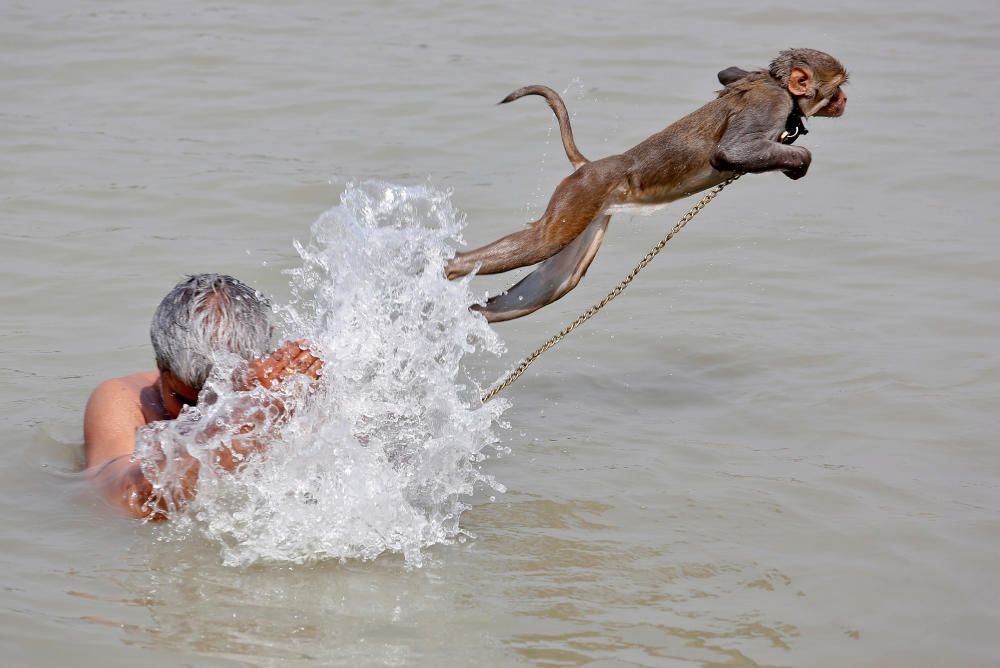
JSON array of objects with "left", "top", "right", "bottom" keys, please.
[{"left": 3, "top": 1, "right": 999, "bottom": 666}]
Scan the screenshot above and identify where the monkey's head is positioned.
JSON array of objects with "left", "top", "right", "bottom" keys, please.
[{"left": 770, "top": 48, "right": 848, "bottom": 118}]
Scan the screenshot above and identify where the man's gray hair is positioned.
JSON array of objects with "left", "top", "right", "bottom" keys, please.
[{"left": 150, "top": 274, "right": 275, "bottom": 389}]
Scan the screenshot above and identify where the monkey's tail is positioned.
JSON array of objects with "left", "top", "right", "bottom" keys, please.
[{"left": 500, "top": 85, "right": 589, "bottom": 170}]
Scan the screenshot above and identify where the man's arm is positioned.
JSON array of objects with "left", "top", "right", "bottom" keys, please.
[
  {"left": 85, "top": 341, "right": 323, "bottom": 519},
  {"left": 90, "top": 450, "right": 199, "bottom": 519},
  {"left": 84, "top": 376, "right": 202, "bottom": 519}
]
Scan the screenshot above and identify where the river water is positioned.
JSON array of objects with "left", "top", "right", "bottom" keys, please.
[{"left": 3, "top": 1, "right": 999, "bottom": 666}]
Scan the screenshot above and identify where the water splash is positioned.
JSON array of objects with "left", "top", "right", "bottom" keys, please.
[{"left": 138, "top": 182, "right": 509, "bottom": 567}]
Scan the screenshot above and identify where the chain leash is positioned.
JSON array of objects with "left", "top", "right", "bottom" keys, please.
[{"left": 480, "top": 173, "right": 742, "bottom": 404}]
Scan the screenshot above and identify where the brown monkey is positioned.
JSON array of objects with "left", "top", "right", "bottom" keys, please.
[{"left": 448, "top": 48, "right": 848, "bottom": 322}]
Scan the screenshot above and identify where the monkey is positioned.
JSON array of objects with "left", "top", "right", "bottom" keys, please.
[{"left": 447, "top": 48, "right": 848, "bottom": 322}]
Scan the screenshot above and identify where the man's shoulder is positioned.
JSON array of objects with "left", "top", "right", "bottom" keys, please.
[
  {"left": 91, "top": 371, "right": 156, "bottom": 393},
  {"left": 84, "top": 371, "right": 159, "bottom": 468},
  {"left": 86, "top": 372, "right": 156, "bottom": 412}
]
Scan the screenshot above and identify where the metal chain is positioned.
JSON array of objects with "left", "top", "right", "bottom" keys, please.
[{"left": 480, "top": 173, "right": 742, "bottom": 404}]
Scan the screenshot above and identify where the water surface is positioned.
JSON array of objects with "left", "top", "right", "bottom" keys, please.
[{"left": 2, "top": 1, "right": 999, "bottom": 666}]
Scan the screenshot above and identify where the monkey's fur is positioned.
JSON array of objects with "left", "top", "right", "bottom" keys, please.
[{"left": 447, "top": 48, "right": 848, "bottom": 322}]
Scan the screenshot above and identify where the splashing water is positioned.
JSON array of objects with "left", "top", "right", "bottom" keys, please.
[{"left": 137, "top": 182, "right": 510, "bottom": 567}]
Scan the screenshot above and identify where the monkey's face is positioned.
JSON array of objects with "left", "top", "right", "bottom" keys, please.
[
  {"left": 812, "top": 79, "right": 847, "bottom": 117},
  {"left": 789, "top": 66, "right": 848, "bottom": 118}
]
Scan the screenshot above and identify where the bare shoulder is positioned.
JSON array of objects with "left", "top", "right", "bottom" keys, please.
[
  {"left": 85, "top": 372, "right": 156, "bottom": 420},
  {"left": 84, "top": 371, "right": 158, "bottom": 468}
]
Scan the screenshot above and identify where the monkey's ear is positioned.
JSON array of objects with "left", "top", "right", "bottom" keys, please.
[
  {"left": 718, "top": 66, "right": 749, "bottom": 86},
  {"left": 788, "top": 66, "right": 813, "bottom": 96}
]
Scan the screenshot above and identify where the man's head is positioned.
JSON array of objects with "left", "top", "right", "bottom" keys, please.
[{"left": 151, "top": 274, "right": 274, "bottom": 415}]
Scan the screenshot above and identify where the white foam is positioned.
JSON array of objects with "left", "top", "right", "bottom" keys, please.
[{"left": 137, "top": 182, "right": 509, "bottom": 567}]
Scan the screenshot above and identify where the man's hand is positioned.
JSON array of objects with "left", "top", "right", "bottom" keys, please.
[
  {"left": 208, "top": 340, "right": 324, "bottom": 472},
  {"left": 238, "top": 340, "right": 324, "bottom": 391}
]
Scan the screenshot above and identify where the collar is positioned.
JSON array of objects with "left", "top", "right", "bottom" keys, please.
[{"left": 780, "top": 102, "right": 809, "bottom": 145}]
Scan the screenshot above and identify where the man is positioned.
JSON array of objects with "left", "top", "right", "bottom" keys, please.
[{"left": 84, "top": 273, "right": 323, "bottom": 519}]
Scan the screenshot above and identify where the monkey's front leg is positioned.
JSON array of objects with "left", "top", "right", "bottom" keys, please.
[
  {"left": 780, "top": 147, "right": 811, "bottom": 180},
  {"left": 711, "top": 139, "right": 811, "bottom": 180}
]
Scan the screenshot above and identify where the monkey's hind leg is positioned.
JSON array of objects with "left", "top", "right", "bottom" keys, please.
[
  {"left": 473, "top": 214, "right": 611, "bottom": 322},
  {"left": 446, "top": 225, "right": 553, "bottom": 280},
  {"left": 446, "top": 164, "right": 619, "bottom": 281}
]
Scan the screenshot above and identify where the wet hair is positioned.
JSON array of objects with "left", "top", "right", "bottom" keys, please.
[
  {"left": 150, "top": 274, "right": 274, "bottom": 389},
  {"left": 769, "top": 48, "right": 846, "bottom": 86}
]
